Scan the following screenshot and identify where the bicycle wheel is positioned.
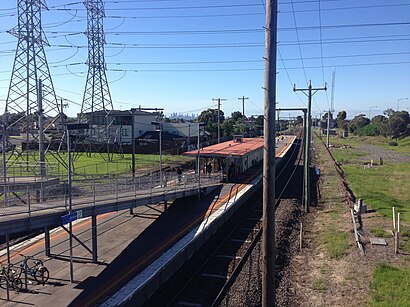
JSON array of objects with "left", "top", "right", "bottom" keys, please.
[
  {"left": 12, "top": 277, "right": 22, "bottom": 292},
  {"left": 34, "top": 266, "right": 49, "bottom": 284}
]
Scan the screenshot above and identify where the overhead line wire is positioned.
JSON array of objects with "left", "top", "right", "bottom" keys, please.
[
  {"left": 318, "top": 0, "right": 331, "bottom": 109},
  {"left": 290, "top": 0, "right": 309, "bottom": 85}
]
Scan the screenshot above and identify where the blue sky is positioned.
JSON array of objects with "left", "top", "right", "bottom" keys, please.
[{"left": 0, "top": 0, "right": 409, "bottom": 119}]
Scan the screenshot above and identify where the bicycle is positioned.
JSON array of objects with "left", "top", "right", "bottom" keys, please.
[
  {"left": 0, "top": 263, "right": 23, "bottom": 292},
  {"left": 18, "top": 254, "right": 49, "bottom": 285}
]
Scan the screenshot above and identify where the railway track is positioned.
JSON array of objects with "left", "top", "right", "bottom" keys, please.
[{"left": 157, "top": 138, "right": 303, "bottom": 307}]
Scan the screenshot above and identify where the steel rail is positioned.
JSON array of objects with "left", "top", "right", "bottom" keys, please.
[
  {"left": 164, "top": 137, "right": 302, "bottom": 306},
  {"left": 211, "top": 138, "right": 303, "bottom": 306}
]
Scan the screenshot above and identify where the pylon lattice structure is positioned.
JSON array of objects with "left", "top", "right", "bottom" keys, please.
[
  {"left": 5, "top": 0, "right": 59, "bottom": 165},
  {"left": 80, "top": 0, "right": 117, "bottom": 159}
]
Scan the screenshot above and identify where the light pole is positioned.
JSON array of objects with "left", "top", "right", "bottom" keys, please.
[
  {"left": 151, "top": 122, "right": 163, "bottom": 187},
  {"left": 1, "top": 124, "right": 7, "bottom": 207},
  {"left": 130, "top": 108, "right": 136, "bottom": 178},
  {"left": 65, "top": 123, "right": 89, "bottom": 283},
  {"left": 397, "top": 98, "right": 408, "bottom": 111},
  {"left": 368, "top": 106, "right": 378, "bottom": 119},
  {"left": 197, "top": 122, "right": 205, "bottom": 200}
]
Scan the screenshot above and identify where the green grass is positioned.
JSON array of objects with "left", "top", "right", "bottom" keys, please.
[
  {"left": 312, "top": 276, "right": 327, "bottom": 291},
  {"left": 320, "top": 228, "right": 350, "bottom": 259},
  {"left": 368, "top": 264, "right": 410, "bottom": 307},
  {"left": 331, "top": 147, "right": 368, "bottom": 164},
  {"left": 342, "top": 163, "right": 410, "bottom": 223},
  {"left": 329, "top": 134, "right": 410, "bottom": 157},
  {"left": 4, "top": 151, "right": 194, "bottom": 177},
  {"left": 370, "top": 227, "right": 390, "bottom": 238}
]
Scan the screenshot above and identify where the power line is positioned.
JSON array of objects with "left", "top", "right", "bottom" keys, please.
[
  {"left": 41, "top": 21, "right": 410, "bottom": 37},
  {"left": 290, "top": 0, "right": 309, "bottom": 85},
  {"left": 49, "top": 3, "right": 266, "bottom": 12},
  {"left": 318, "top": 0, "right": 330, "bottom": 110}
]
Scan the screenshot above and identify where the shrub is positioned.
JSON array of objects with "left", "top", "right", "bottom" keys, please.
[{"left": 388, "top": 141, "right": 398, "bottom": 146}]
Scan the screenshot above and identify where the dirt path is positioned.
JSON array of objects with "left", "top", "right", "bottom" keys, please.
[{"left": 357, "top": 144, "right": 410, "bottom": 163}]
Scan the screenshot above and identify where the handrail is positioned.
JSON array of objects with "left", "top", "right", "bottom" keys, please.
[{"left": 0, "top": 172, "right": 223, "bottom": 218}]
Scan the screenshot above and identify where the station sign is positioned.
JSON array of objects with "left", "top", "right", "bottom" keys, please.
[{"left": 61, "top": 210, "right": 83, "bottom": 225}]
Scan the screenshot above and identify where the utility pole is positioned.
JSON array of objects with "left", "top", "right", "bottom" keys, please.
[
  {"left": 212, "top": 98, "right": 226, "bottom": 143},
  {"left": 326, "top": 109, "right": 330, "bottom": 148},
  {"left": 294, "top": 81, "right": 327, "bottom": 212},
  {"left": 328, "top": 70, "right": 336, "bottom": 148},
  {"left": 262, "top": 1, "right": 278, "bottom": 306},
  {"left": 238, "top": 96, "right": 249, "bottom": 136}
]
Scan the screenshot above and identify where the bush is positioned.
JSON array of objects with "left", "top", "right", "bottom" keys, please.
[
  {"left": 356, "top": 123, "right": 380, "bottom": 136},
  {"left": 388, "top": 141, "right": 398, "bottom": 146}
]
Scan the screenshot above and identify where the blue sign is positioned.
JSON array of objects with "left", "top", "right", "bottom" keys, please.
[{"left": 61, "top": 212, "right": 78, "bottom": 225}]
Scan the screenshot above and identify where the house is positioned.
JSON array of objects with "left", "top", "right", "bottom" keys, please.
[{"left": 79, "top": 109, "right": 159, "bottom": 145}]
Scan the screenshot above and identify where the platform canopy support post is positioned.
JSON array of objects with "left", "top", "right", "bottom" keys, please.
[
  {"left": 92, "top": 214, "right": 98, "bottom": 263},
  {"left": 6, "top": 234, "right": 10, "bottom": 264},
  {"left": 44, "top": 226, "right": 51, "bottom": 257}
]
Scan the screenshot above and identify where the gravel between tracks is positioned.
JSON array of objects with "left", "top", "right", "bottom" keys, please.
[{"left": 219, "top": 198, "right": 303, "bottom": 307}]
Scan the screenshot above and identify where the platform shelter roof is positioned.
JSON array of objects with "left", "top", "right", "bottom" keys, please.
[{"left": 183, "top": 137, "right": 264, "bottom": 158}]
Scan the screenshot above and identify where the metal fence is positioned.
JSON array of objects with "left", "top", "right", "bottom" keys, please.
[{"left": 0, "top": 171, "right": 222, "bottom": 218}]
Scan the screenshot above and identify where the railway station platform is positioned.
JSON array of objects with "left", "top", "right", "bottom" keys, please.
[{"left": 0, "top": 135, "right": 297, "bottom": 306}]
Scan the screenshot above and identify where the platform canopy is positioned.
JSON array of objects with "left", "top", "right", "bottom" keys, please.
[{"left": 183, "top": 137, "right": 264, "bottom": 158}]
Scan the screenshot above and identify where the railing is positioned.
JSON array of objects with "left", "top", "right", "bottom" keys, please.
[{"left": 0, "top": 171, "right": 223, "bottom": 218}]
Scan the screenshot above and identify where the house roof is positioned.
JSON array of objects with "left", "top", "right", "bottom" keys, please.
[{"left": 183, "top": 137, "right": 264, "bottom": 158}]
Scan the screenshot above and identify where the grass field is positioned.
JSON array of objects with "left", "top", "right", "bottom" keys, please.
[
  {"left": 321, "top": 133, "right": 410, "bottom": 306},
  {"left": 327, "top": 133, "right": 410, "bottom": 157},
  {"left": 4, "top": 151, "right": 194, "bottom": 177},
  {"left": 320, "top": 131, "right": 410, "bottom": 223},
  {"left": 341, "top": 163, "right": 410, "bottom": 223},
  {"left": 368, "top": 264, "right": 410, "bottom": 307}
]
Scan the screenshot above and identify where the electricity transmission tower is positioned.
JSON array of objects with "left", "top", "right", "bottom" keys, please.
[
  {"left": 5, "top": 0, "right": 59, "bottom": 168},
  {"left": 80, "top": 0, "right": 115, "bottom": 159}
]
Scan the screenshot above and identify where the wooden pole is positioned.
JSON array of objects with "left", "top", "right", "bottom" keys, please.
[
  {"left": 392, "top": 207, "right": 396, "bottom": 232},
  {"left": 395, "top": 212, "right": 400, "bottom": 254},
  {"left": 262, "top": 1, "right": 278, "bottom": 306}
]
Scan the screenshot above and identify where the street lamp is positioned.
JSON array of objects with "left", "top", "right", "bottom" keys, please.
[
  {"left": 65, "top": 123, "right": 89, "bottom": 283},
  {"left": 368, "top": 106, "right": 378, "bottom": 119},
  {"left": 130, "top": 108, "right": 136, "bottom": 178},
  {"left": 151, "top": 121, "right": 163, "bottom": 187},
  {"left": 397, "top": 98, "right": 408, "bottom": 111},
  {"left": 197, "top": 122, "right": 205, "bottom": 200}
]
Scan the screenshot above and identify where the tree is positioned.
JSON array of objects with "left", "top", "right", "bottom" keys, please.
[
  {"left": 230, "top": 111, "right": 243, "bottom": 121},
  {"left": 198, "top": 108, "right": 225, "bottom": 139},
  {"left": 383, "top": 108, "right": 395, "bottom": 117},
  {"left": 322, "top": 112, "right": 334, "bottom": 121},
  {"left": 372, "top": 115, "right": 387, "bottom": 124},
  {"left": 336, "top": 110, "right": 347, "bottom": 128},
  {"left": 387, "top": 111, "right": 410, "bottom": 138},
  {"left": 349, "top": 114, "right": 370, "bottom": 133},
  {"left": 221, "top": 118, "right": 235, "bottom": 136}
]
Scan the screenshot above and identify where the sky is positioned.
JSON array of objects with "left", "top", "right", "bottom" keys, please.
[{"left": 0, "top": 0, "right": 409, "bottom": 120}]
